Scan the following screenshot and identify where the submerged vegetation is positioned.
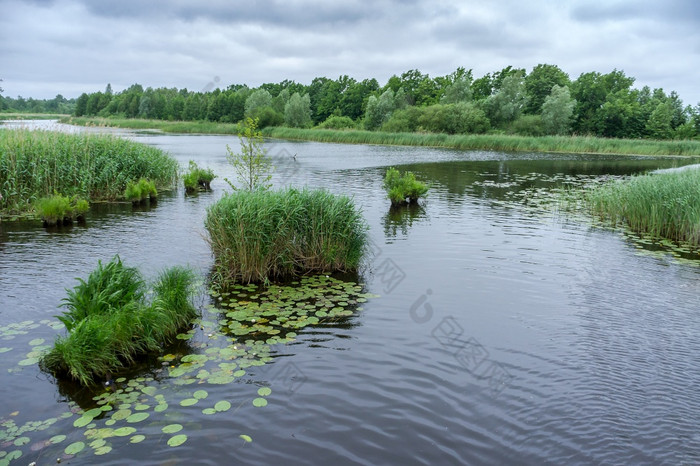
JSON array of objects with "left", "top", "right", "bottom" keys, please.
[
  {"left": 0, "top": 129, "right": 178, "bottom": 218},
  {"left": 40, "top": 257, "right": 198, "bottom": 386},
  {"left": 383, "top": 167, "right": 429, "bottom": 206},
  {"left": 586, "top": 167, "right": 700, "bottom": 245},
  {"left": 205, "top": 187, "right": 368, "bottom": 284},
  {"left": 34, "top": 194, "right": 89, "bottom": 226},
  {"left": 183, "top": 160, "right": 216, "bottom": 193}
]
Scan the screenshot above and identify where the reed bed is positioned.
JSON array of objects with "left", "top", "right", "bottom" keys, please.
[
  {"left": 586, "top": 168, "right": 700, "bottom": 245},
  {"left": 264, "top": 127, "right": 700, "bottom": 156},
  {"left": 205, "top": 188, "right": 368, "bottom": 284},
  {"left": 61, "top": 116, "right": 242, "bottom": 135},
  {"left": 40, "top": 257, "right": 198, "bottom": 386},
  {"left": 0, "top": 128, "right": 178, "bottom": 216}
]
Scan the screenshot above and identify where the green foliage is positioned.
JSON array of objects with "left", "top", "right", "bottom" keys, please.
[
  {"left": 510, "top": 115, "right": 545, "bottom": 137},
  {"left": 586, "top": 168, "right": 700, "bottom": 245},
  {"left": 124, "top": 178, "right": 157, "bottom": 203},
  {"left": 0, "top": 129, "right": 177, "bottom": 217},
  {"left": 364, "top": 89, "right": 401, "bottom": 130},
  {"left": 315, "top": 115, "right": 357, "bottom": 130},
  {"left": 524, "top": 64, "right": 570, "bottom": 114},
  {"left": 183, "top": 160, "right": 216, "bottom": 193},
  {"left": 41, "top": 257, "right": 197, "bottom": 386},
  {"left": 205, "top": 187, "right": 368, "bottom": 284},
  {"left": 283, "top": 92, "right": 312, "bottom": 128},
  {"left": 383, "top": 167, "right": 429, "bottom": 206},
  {"left": 244, "top": 89, "right": 273, "bottom": 119},
  {"left": 645, "top": 102, "right": 674, "bottom": 139},
  {"left": 34, "top": 193, "right": 90, "bottom": 226},
  {"left": 541, "top": 85, "right": 576, "bottom": 135},
  {"left": 225, "top": 117, "right": 272, "bottom": 191},
  {"left": 485, "top": 71, "right": 528, "bottom": 126}
]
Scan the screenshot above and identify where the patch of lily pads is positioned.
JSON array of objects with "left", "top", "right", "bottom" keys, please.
[{"left": 0, "top": 274, "right": 377, "bottom": 464}]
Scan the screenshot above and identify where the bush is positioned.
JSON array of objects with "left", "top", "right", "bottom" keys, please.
[
  {"left": 383, "top": 167, "right": 429, "bottom": 206},
  {"left": 316, "top": 115, "right": 358, "bottom": 130},
  {"left": 34, "top": 193, "right": 90, "bottom": 226},
  {"left": 510, "top": 114, "right": 545, "bottom": 136},
  {"left": 205, "top": 187, "right": 368, "bottom": 284},
  {"left": 183, "top": 160, "right": 216, "bottom": 193},
  {"left": 40, "top": 257, "right": 197, "bottom": 386},
  {"left": 124, "top": 178, "right": 157, "bottom": 203}
]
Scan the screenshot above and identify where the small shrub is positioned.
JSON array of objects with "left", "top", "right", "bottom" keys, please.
[
  {"left": 183, "top": 160, "right": 216, "bottom": 193},
  {"left": 34, "top": 194, "right": 90, "bottom": 226},
  {"left": 40, "top": 256, "right": 198, "bottom": 386},
  {"left": 383, "top": 167, "right": 429, "bottom": 206},
  {"left": 316, "top": 115, "right": 357, "bottom": 130},
  {"left": 205, "top": 187, "right": 368, "bottom": 284}
]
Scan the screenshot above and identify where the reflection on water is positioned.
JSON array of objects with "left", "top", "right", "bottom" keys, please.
[{"left": 1, "top": 124, "right": 700, "bottom": 464}]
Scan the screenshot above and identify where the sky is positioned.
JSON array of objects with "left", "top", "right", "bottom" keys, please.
[{"left": 1, "top": 0, "right": 699, "bottom": 106}]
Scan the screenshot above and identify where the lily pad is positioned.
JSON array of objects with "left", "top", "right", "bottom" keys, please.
[
  {"left": 202, "top": 408, "right": 217, "bottom": 415},
  {"left": 252, "top": 398, "right": 268, "bottom": 408},
  {"left": 239, "top": 434, "right": 252, "bottom": 443},
  {"left": 154, "top": 403, "right": 168, "bottom": 413},
  {"left": 94, "top": 445, "right": 113, "bottom": 455},
  {"left": 13, "top": 436, "right": 29, "bottom": 446},
  {"left": 114, "top": 427, "right": 137, "bottom": 437},
  {"left": 167, "top": 434, "right": 188, "bottom": 447},
  {"left": 130, "top": 435, "right": 146, "bottom": 443},
  {"left": 28, "top": 338, "right": 45, "bottom": 346},
  {"left": 126, "top": 412, "right": 149, "bottom": 423},
  {"left": 257, "top": 387, "right": 272, "bottom": 397},
  {"left": 179, "top": 398, "right": 198, "bottom": 407},
  {"left": 65, "top": 441, "right": 85, "bottom": 455},
  {"left": 73, "top": 415, "right": 93, "bottom": 428},
  {"left": 49, "top": 434, "right": 67, "bottom": 444},
  {"left": 193, "top": 389, "right": 208, "bottom": 400},
  {"left": 162, "top": 424, "right": 183, "bottom": 434},
  {"left": 214, "top": 400, "right": 231, "bottom": 412}
]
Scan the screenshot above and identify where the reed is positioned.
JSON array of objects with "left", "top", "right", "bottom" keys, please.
[
  {"left": 34, "top": 194, "right": 90, "bottom": 226},
  {"left": 61, "top": 116, "right": 242, "bottom": 135},
  {"left": 586, "top": 168, "right": 700, "bottom": 244},
  {"left": 0, "top": 128, "right": 177, "bottom": 217},
  {"left": 183, "top": 160, "right": 216, "bottom": 193},
  {"left": 205, "top": 187, "right": 368, "bottom": 284},
  {"left": 383, "top": 167, "right": 429, "bottom": 206},
  {"left": 263, "top": 127, "right": 700, "bottom": 156},
  {"left": 41, "top": 257, "right": 198, "bottom": 386}
]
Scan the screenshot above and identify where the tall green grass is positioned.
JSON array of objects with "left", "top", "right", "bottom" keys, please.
[
  {"left": 264, "top": 127, "right": 700, "bottom": 156},
  {"left": 205, "top": 188, "right": 368, "bottom": 284},
  {"left": 183, "top": 160, "right": 216, "bottom": 193},
  {"left": 61, "top": 116, "right": 242, "bottom": 135},
  {"left": 383, "top": 167, "right": 429, "bottom": 206},
  {"left": 0, "top": 128, "right": 178, "bottom": 216},
  {"left": 34, "top": 193, "right": 89, "bottom": 226},
  {"left": 586, "top": 168, "right": 700, "bottom": 244},
  {"left": 41, "top": 257, "right": 198, "bottom": 386}
]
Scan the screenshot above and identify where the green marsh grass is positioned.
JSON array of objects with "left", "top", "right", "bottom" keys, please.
[
  {"left": 61, "top": 116, "right": 242, "bottom": 135},
  {"left": 124, "top": 178, "right": 158, "bottom": 203},
  {"left": 0, "top": 128, "right": 177, "bottom": 217},
  {"left": 34, "top": 193, "right": 90, "bottom": 226},
  {"left": 586, "top": 168, "right": 700, "bottom": 245},
  {"left": 183, "top": 160, "right": 216, "bottom": 193},
  {"left": 41, "top": 257, "right": 198, "bottom": 386},
  {"left": 383, "top": 167, "right": 429, "bottom": 206},
  {"left": 205, "top": 187, "right": 368, "bottom": 284},
  {"left": 264, "top": 127, "right": 700, "bottom": 156}
]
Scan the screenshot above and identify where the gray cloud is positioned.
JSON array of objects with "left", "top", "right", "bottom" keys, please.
[{"left": 1, "top": 0, "right": 699, "bottom": 106}]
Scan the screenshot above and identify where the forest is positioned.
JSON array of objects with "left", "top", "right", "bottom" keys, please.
[{"left": 2, "top": 65, "right": 700, "bottom": 140}]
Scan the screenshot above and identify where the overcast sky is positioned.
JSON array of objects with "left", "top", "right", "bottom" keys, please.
[{"left": 2, "top": 0, "right": 699, "bottom": 106}]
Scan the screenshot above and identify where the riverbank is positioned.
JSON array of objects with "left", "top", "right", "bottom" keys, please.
[
  {"left": 1, "top": 112, "right": 71, "bottom": 120},
  {"left": 60, "top": 116, "right": 700, "bottom": 156}
]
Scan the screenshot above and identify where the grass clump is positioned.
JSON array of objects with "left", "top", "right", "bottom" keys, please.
[
  {"left": 40, "top": 256, "right": 198, "bottom": 386},
  {"left": 586, "top": 167, "right": 700, "bottom": 245},
  {"left": 383, "top": 167, "right": 429, "bottom": 206},
  {"left": 0, "top": 128, "right": 177, "bottom": 218},
  {"left": 34, "top": 193, "right": 90, "bottom": 226},
  {"left": 124, "top": 178, "right": 157, "bottom": 204},
  {"left": 205, "top": 187, "right": 368, "bottom": 284},
  {"left": 183, "top": 160, "right": 216, "bottom": 193}
]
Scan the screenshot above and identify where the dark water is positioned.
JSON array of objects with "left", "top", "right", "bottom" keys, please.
[{"left": 2, "top": 122, "right": 700, "bottom": 465}]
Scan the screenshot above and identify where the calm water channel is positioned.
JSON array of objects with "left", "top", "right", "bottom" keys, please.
[{"left": 1, "top": 121, "right": 700, "bottom": 465}]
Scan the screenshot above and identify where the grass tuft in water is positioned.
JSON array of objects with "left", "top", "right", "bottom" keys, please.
[
  {"left": 205, "top": 187, "right": 368, "bottom": 284},
  {"left": 41, "top": 257, "right": 198, "bottom": 386},
  {"left": 124, "top": 178, "right": 157, "bottom": 204},
  {"left": 183, "top": 160, "right": 216, "bottom": 193},
  {"left": 34, "top": 193, "right": 90, "bottom": 226},
  {"left": 383, "top": 167, "right": 428, "bottom": 206},
  {"left": 586, "top": 168, "right": 700, "bottom": 245}
]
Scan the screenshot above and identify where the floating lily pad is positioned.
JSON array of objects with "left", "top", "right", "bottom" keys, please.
[
  {"left": 214, "top": 400, "right": 231, "bottom": 412},
  {"left": 167, "top": 434, "right": 188, "bottom": 447},
  {"left": 49, "top": 434, "right": 67, "bottom": 444},
  {"left": 126, "top": 412, "right": 149, "bottom": 423},
  {"left": 141, "top": 386, "right": 157, "bottom": 396},
  {"left": 94, "top": 445, "right": 112, "bottom": 455},
  {"left": 111, "top": 409, "right": 132, "bottom": 421},
  {"left": 193, "top": 390, "right": 208, "bottom": 400},
  {"left": 89, "top": 439, "right": 106, "bottom": 448},
  {"left": 73, "top": 415, "right": 93, "bottom": 428},
  {"left": 17, "top": 357, "right": 39, "bottom": 366},
  {"left": 239, "top": 434, "right": 252, "bottom": 443},
  {"left": 154, "top": 403, "right": 168, "bottom": 413},
  {"left": 114, "top": 427, "right": 137, "bottom": 437},
  {"left": 179, "top": 398, "right": 198, "bottom": 407},
  {"left": 130, "top": 435, "right": 146, "bottom": 444},
  {"left": 252, "top": 398, "right": 267, "bottom": 408},
  {"left": 162, "top": 424, "right": 183, "bottom": 434},
  {"left": 28, "top": 338, "right": 45, "bottom": 346},
  {"left": 201, "top": 408, "right": 216, "bottom": 415},
  {"left": 65, "top": 441, "right": 85, "bottom": 455},
  {"left": 0, "top": 347, "right": 12, "bottom": 353},
  {"left": 257, "top": 387, "right": 271, "bottom": 397},
  {"left": 13, "top": 436, "right": 29, "bottom": 446}
]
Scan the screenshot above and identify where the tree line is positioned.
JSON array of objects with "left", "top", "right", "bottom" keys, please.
[{"left": 4, "top": 65, "right": 700, "bottom": 139}]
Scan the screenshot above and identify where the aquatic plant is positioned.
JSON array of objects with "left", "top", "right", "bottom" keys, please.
[
  {"left": 41, "top": 257, "right": 198, "bottom": 386},
  {"left": 0, "top": 128, "right": 177, "bottom": 218},
  {"left": 205, "top": 187, "right": 368, "bottom": 284},
  {"left": 124, "top": 178, "right": 157, "bottom": 204},
  {"left": 586, "top": 167, "right": 700, "bottom": 245},
  {"left": 383, "top": 167, "right": 429, "bottom": 206},
  {"left": 34, "top": 193, "right": 90, "bottom": 226},
  {"left": 183, "top": 160, "right": 216, "bottom": 193}
]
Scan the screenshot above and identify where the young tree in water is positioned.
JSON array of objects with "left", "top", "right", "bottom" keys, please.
[{"left": 225, "top": 117, "right": 272, "bottom": 191}]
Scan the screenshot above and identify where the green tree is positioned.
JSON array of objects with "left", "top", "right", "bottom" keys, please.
[
  {"left": 244, "top": 89, "right": 273, "bottom": 119},
  {"left": 524, "top": 64, "right": 570, "bottom": 114},
  {"left": 645, "top": 102, "right": 674, "bottom": 139},
  {"left": 541, "top": 85, "right": 576, "bottom": 135},
  {"left": 284, "top": 92, "right": 312, "bottom": 128},
  {"left": 364, "top": 89, "right": 397, "bottom": 130},
  {"left": 225, "top": 117, "right": 272, "bottom": 191},
  {"left": 74, "top": 93, "right": 88, "bottom": 116},
  {"left": 485, "top": 71, "right": 527, "bottom": 126},
  {"left": 441, "top": 75, "right": 473, "bottom": 104}
]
